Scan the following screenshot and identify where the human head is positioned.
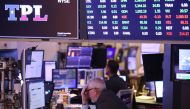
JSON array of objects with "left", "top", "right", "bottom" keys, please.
[
  {"left": 86, "top": 78, "right": 106, "bottom": 103},
  {"left": 106, "top": 60, "right": 119, "bottom": 76}
]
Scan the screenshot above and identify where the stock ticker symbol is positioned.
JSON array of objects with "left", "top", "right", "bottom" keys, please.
[{"left": 58, "top": 0, "right": 70, "bottom": 3}]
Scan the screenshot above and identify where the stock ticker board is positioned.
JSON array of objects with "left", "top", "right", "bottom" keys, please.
[{"left": 85, "top": 0, "right": 190, "bottom": 40}]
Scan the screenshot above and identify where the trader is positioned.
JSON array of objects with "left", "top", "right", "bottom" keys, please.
[
  {"left": 105, "top": 60, "right": 128, "bottom": 94},
  {"left": 81, "top": 78, "right": 127, "bottom": 109}
]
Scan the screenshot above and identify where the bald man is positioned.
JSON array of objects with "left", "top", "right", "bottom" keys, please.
[{"left": 81, "top": 78, "right": 127, "bottom": 109}]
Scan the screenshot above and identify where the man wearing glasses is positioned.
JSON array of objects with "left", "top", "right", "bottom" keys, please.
[{"left": 81, "top": 78, "right": 127, "bottom": 109}]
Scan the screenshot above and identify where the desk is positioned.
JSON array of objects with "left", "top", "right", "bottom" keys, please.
[
  {"left": 65, "top": 104, "right": 96, "bottom": 109},
  {"left": 135, "top": 96, "right": 162, "bottom": 109},
  {"left": 52, "top": 104, "right": 96, "bottom": 109}
]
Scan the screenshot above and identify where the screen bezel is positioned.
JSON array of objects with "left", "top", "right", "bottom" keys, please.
[
  {"left": 52, "top": 68, "right": 77, "bottom": 90},
  {"left": 66, "top": 46, "right": 93, "bottom": 68},
  {"left": 171, "top": 44, "right": 190, "bottom": 81},
  {"left": 25, "top": 50, "right": 44, "bottom": 80}
]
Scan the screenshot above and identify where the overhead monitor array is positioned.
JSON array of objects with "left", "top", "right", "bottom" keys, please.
[
  {"left": 0, "top": 0, "right": 78, "bottom": 39},
  {"left": 0, "top": 0, "right": 190, "bottom": 40},
  {"left": 85, "top": 0, "right": 190, "bottom": 40}
]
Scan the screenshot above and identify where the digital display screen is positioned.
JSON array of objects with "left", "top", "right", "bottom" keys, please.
[
  {"left": 27, "top": 81, "right": 45, "bottom": 109},
  {"left": 0, "top": 0, "right": 78, "bottom": 39},
  {"left": 52, "top": 69, "right": 77, "bottom": 89},
  {"left": 107, "top": 47, "right": 116, "bottom": 59},
  {"left": 85, "top": 0, "right": 190, "bottom": 40},
  {"left": 179, "top": 49, "right": 190, "bottom": 70},
  {"left": 66, "top": 46, "right": 93, "bottom": 68},
  {"left": 77, "top": 68, "right": 104, "bottom": 88},
  {"left": 171, "top": 44, "right": 190, "bottom": 80},
  {"left": 25, "top": 50, "right": 44, "bottom": 79},
  {"left": 155, "top": 81, "right": 163, "bottom": 98},
  {"left": 44, "top": 61, "right": 56, "bottom": 81}
]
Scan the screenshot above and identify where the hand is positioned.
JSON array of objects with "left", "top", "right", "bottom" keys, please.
[{"left": 81, "top": 85, "right": 89, "bottom": 105}]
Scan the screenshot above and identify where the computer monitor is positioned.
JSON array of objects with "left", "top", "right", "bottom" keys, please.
[
  {"left": 155, "top": 81, "right": 163, "bottom": 103},
  {"left": 77, "top": 68, "right": 104, "bottom": 88},
  {"left": 44, "top": 61, "right": 56, "bottom": 81},
  {"left": 66, "top": 46, "right": 93, "bottom": 68},
  {"left": 52, "top": 69, "right": 77, "bottom": 89},
  {"left": 107, "top": 47, "right": 116, "bottom": 59},
  {"left": 27, "top": 80, "right": 45, "bottom": 109},
  {"left": 25, "top": 50, "right": 44, "bottom": 79},
  {"left": 142, "top": 53, "right": 164, "bottom": 82},
  {"left": 91, "top": 47, "right": 107, "bottom": 68},
  {"left": 127, "top": 47, "right": 138, "bottom": 70},
  {"left": 171, "top": 44, "right": 190, "bottom": 80}
]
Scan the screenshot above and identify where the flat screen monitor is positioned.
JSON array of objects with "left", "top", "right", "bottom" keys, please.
[
  {"left": 155, "top": 81, "right": 163, "bottom": 103},
  {"left": 127, "top": 47, "right": 138, "bottom": 70},
  {"left": 77, "top": 68, "right": 104, "bottom": 88},
  {"left": 107, "top": 47, "right": 116, "bottom": 59},
  {"left": 0, "top": 0, "right": 78, "bottom": 39},
  {"left": 52, "top": 69, "right": 77, "bottom": 89},
  {"left": 66, "top": 46, "right": 93, "bottom": 68},
  {"left": 142, "top": 53, "right": 163, "bottom": 82},
  {"left": 146, "top": 81, "right": 155, "bottom": 91},
  {"left": 25, "top": 50, "right": 44, "bottom": 79},
  {"left": 91, "top": 47, "right": 107, "bottom": 68},
  {"left": 171, "top": 44, "right": 190, "bottom": 80},
  {"left": 44, "top": 61, "right": 56, "bottom": 81},
  {"left": 27, "top": 81, "right": 45, "bottom": 109}
]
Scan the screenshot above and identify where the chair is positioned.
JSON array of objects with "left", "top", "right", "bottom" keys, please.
[{"left": 117, "top": 89, "right": 134, "bottom": 109}]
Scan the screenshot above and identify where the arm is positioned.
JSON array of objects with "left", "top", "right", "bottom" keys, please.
[{"left": 81, "top": 86, "right": 90, "bottom": 109}]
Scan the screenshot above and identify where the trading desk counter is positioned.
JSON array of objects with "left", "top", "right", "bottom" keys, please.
[
  {"left": 135, "top": 96, "right": 162, "bottom": 109},
  {"left": 52, "top": 104, "right": 96, "bottom": 109}
]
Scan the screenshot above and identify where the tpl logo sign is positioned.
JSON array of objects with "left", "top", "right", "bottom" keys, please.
[{"left": 5, "top": 4, "right": 48, "bottom": 21}]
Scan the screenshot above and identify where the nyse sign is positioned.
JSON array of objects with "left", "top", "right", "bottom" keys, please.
[{"left": 57, "top": 0, "right": 70, "bottom": 3}]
